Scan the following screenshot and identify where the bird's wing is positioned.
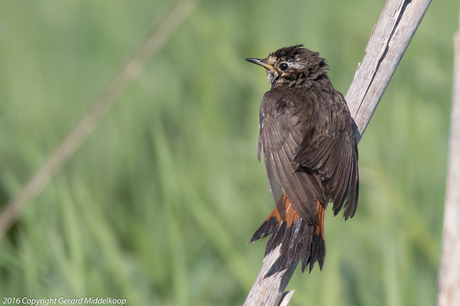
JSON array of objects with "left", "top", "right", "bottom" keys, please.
[
  {"left": 259, "top": 89, "right": 359, "bottom": 223},
  {"left": 293, "top": 94, "right": 359, "bottom": 220},
  {"left": 259, "top": 91, "right": 325, "bottom": 225}
]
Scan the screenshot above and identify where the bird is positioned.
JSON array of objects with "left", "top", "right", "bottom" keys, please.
[{"left": 246, "top": 44, "right": 359, "bottom": 273}]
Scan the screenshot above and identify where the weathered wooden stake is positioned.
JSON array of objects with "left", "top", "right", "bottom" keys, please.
[{"left": 438, "top": 18, "right": 460, "bottom": 306}]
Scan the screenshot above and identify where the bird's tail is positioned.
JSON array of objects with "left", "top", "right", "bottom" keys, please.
[{"left": 249, "top": 193, "right": 326, "bottom": 273}]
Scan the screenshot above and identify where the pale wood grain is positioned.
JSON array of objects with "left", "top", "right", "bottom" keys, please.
[
  {"left": 244, "top": 0, "right": 431, "bottom": 305},
  {"left": 243, "top": 245, "right": 298, "bottom": 306},
  {"left": 346, "top": 0, "right": 431, "bottom": 140},
  {"left": 438, "top": 23, "right": 460, "bottom": 306}
]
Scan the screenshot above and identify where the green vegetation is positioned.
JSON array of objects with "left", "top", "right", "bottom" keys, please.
[{"left": 0, "top": 1, "right": 455, "bottom": 305}]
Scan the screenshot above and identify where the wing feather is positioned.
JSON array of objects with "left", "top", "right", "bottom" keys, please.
[
  {"left": 258, "top": 87, "right": 358, "bottom": 224},
  {"left": 293, "top": 120, "right": 358, "bottom": 219}
]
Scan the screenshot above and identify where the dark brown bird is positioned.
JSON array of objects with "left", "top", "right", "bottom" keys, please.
[{"left": 246, "top": 45, "right": 359, "bottom": 272}]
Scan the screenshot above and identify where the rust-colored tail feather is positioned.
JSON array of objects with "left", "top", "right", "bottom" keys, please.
[{"left": 249, "top": 193, "right": 326, "bottom": 273}]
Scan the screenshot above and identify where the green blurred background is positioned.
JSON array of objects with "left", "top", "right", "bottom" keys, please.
[{"left": 0, "top": 0, "right": 456, "bottom": 305}]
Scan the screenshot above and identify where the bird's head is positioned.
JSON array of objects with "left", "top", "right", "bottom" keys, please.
[{"left": 246, "top": 44, "right": 328, "bottom": 88}]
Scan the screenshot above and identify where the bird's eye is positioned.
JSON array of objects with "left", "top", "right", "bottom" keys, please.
[{"left": 279, "top": 63, "right": 289, "bottom": 71}]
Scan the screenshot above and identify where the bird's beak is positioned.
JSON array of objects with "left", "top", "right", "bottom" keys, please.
[{"left": 245, "top": 58, "right": 275, "bottom": 71}]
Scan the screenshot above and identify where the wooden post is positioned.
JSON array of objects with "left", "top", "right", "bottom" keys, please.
[
  {"left": 438, "top": 20, "right": 460, "bottom": 306},
  {"left": 244, "top": 0, "right": 431, "bottom": 304}
]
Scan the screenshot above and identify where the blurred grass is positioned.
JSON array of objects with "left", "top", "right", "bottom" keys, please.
[{"left": 0, "top": 0, "right": 456, "bottom": 305}]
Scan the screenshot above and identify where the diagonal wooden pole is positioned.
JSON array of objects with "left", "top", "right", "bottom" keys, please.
[
  {"left": 244, "top": 0, "right": 431, "bottom": 305},
  {"left": 438, "top": 17, "right": 460, "bottom": 306},
  {"left": 0, "top": 0, "right": 201, "bottom": 240}
]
